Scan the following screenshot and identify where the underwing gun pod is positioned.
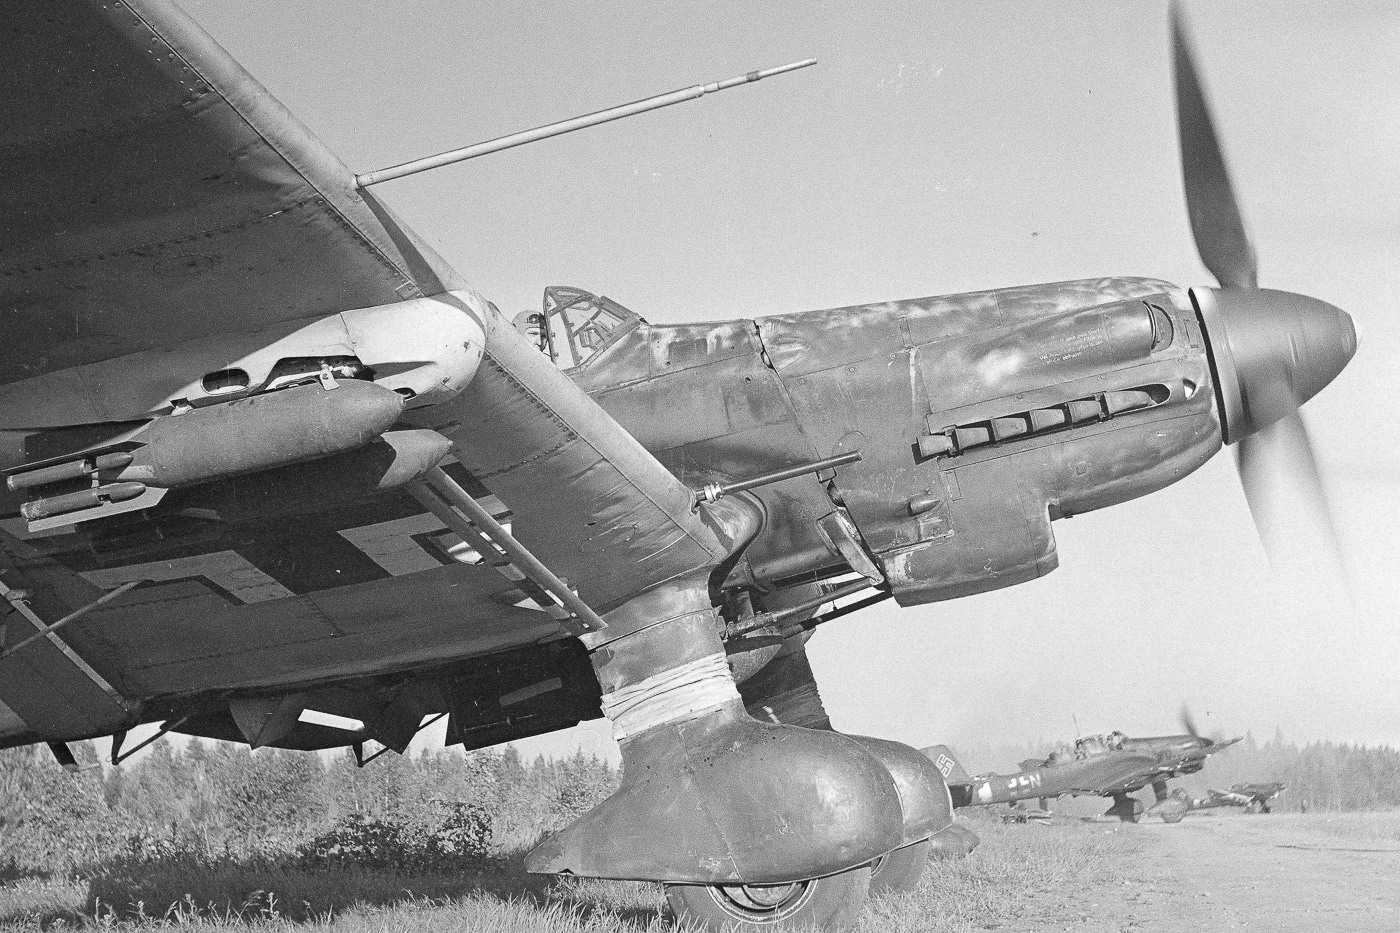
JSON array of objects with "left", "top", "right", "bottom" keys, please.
[
  {"left": 1, "top": 294, "right": 485, "bottom": 533},
  {"left": 0, "top": 294, "right": 486, "bottom": 748}
]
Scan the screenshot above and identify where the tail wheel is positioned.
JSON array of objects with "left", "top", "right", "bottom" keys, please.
[
  {"left": 1161, "top": 812, "right": 1184, "bottom": 824},
  {"left": 868, "top": 839, "right": 930, "bottom": 897},
  {"left": 665, "top": 865, "right": 871, "bottom": 930}
]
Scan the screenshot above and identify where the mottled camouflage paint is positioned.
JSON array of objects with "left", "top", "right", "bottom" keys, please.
[{"left": 574, "top": 277, "right": 1220, "bottom": 607}]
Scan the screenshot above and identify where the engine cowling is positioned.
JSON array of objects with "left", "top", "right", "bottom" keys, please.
[{"left": 770, "top": 279, "right": 1222, "bottom": 606}]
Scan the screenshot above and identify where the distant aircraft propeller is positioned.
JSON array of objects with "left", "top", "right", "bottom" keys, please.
[
  {"left": 1171, "top": 5, "right": 1355, "bottom": 582},
  {"left": 1179, "top": 705, "right": 1230, "bottom": 747},
  {"left": 1179, "top": 705, "right": 1201, "bottom": 741}
]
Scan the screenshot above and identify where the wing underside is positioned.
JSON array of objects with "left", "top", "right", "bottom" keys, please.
[
  {"left": 0, "top": 2, "right": 740, "bottom": 753},
  {"left": 0, "top": 0, "right": 461, "bottom": 384}
]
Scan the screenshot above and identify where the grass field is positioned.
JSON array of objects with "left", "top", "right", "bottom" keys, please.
[
  {"left": 0, "top": 810, "right": 1143, "bottom": 932},
  {"left": 1304, "top": 809, "right": 1400, "bottom": 845}
]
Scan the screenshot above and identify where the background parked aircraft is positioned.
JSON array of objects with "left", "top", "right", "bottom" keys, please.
[{"left": 926, "top": 725, "right": 1240, "bottom": 823}]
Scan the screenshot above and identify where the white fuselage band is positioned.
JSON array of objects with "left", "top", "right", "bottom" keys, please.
[{"left": 600, "top": 652, "right": 740, "bottom": 742}]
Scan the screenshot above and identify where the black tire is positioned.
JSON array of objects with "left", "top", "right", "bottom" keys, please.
[
  {"left": 665, "top": 865, "right": 871, "bottom": 930},
  {"left": 868, "top": 839, "right": 930, "bottom": 896}
]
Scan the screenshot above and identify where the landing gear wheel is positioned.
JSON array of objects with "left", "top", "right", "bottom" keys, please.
[
  {"left": 1160, "top": 811, "right": 1184, "bottom": 824},
  {"left": 868, "top": 839, "right": 930, "bottom": 897},
  {"left": 665, "top": 865, "right": 871, "bottom": 930}
]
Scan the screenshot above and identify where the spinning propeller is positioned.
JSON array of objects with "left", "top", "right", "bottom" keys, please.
[
  {"left": 1180, "top": 706, "right": 1215, "bottom": 744},
  {"left": 1180, "top": 705, "right": 1236, "bottom": 752},
  {"left": 1171, "top": 7, "right": 1356, "bottom": 574}
]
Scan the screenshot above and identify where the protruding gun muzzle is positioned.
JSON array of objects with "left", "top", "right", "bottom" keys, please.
[{"left": 1190, "top": 286, "right": 1357, "bottom": 445}]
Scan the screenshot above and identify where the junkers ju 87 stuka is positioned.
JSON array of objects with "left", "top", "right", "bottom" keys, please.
[
  {"left": 924, "top": 716, "right": 1241, "bottom": 825},
  {"left": 0, "top": 3, "right": 1355, "bottom": 930},
  {"left": 1171, "top": 782, "right": 1287, "bottom": 815}
]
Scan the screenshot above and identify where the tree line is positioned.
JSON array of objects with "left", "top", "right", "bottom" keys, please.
[
  {"left": 5, "top": 727, "right": 1396, "bottom": 877},
  {"left": 0, "top": 738, "right": 616, "bottom": 875}
]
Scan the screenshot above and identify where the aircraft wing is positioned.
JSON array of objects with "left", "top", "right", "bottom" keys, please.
[
  {"left": 0, "top": 0, "right": 465, "bottom": 386},
  {"left": 1074, "top": 754, "right": 1164, "bottom": 795},
  {"left": 0, "top": 1, "right": 739, "bottom": 750}
]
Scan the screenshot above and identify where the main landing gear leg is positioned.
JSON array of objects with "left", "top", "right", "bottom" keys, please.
[
  {"left": 1105, "top": 793, "right": 1145, "bottom": 823},
  {"left": 525, "top": 576, "right": 904, "bottom": 931},
  {"left": 739, "top": 643, "right": 976, "bottom": 897}
]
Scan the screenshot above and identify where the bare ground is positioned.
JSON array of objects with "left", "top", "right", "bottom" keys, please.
[{"left": 999, "top": 812, "right": 1400, "bottom": 933}]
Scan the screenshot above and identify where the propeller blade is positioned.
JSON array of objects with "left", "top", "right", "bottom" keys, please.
[
  {"left": 1234, "top": 409, "right": 1350, "bottom": 588},
  {"left": 1172, "top": 8, "right": 1355, "bottom": 606},
  {"left": 1180, "top": 705, "right": 1200, "bottom": 740},
  {"left": 1172, "top": 4, "right": 1258, "bottom": 289}
]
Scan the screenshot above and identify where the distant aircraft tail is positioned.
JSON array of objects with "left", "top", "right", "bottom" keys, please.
[{"left": 921, "top": 744, "right": 973, "bottom": 785}]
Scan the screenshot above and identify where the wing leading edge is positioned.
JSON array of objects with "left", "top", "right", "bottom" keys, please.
[
  {"left": 0, "top": 2, "right": 750, "bottom": 752},
  {"left": 0, "top": 0, "right": 462, "bottom": 384}
]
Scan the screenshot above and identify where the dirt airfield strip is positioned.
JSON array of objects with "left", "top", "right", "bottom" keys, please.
[
  {"left": 1003, "top": 813, "right": 1400, "bottom": 933},
  {"left": 4, "top": 810, "right": 1399, "bottom": 931}
]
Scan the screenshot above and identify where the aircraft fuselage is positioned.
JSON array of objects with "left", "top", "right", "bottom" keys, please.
[{"left": 576, "top": 276, "right": 1221, "bottom": 606}]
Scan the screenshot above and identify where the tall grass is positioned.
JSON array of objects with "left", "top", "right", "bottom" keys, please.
[
  {"left": 0, "top": 809, "right": 1136, "bottom": 931},
  {"left": 860, "top": 811, "right": 1136, "bottom": 933},
  {"left": 1, "top": 739, "right": 1158, "bottom": 931}
]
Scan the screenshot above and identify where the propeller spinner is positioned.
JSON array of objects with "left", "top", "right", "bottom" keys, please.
[{"left": 1171, "top": 6, "right": 1356, "bottom": 569}]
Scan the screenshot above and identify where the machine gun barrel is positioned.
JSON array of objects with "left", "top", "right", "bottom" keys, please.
[
  {"left": 727, "top": 578, "right": 880, "bottom": 640},
  {"left": 355, "top": 59, "right": 817, "bottom": 187}
]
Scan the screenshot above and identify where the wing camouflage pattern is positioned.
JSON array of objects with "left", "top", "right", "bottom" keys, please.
[{"left": 0, "top": 1, "right": 739, "bottom": 751}]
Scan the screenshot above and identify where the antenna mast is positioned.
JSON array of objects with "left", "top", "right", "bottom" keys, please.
[{"left": 355, "top": 59, "right": 817, "bottom": 188}]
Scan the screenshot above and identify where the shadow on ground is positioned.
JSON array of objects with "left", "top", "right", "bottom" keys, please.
[{"left": 1, "top": 852, "right": 667, "bottom": 928}]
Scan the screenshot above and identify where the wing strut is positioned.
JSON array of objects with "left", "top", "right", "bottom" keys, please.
[
  {"left": 0, "top": 580, "right": 143, "bottom": 661},
  {"left": 0, "top": 576, "right": 137, "bottom": 739},
  {"left": 408, "top": 466, "right": 608, "bottom": 635}
]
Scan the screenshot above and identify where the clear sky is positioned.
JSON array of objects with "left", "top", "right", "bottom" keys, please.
[{"left": 180, "top": 0, "right": 1400, "bottom": 757}]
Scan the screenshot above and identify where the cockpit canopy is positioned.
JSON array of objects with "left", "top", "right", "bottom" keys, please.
[
  {"left": 518, "top": 286, "right": 645, "bottom": 370},
  {"left": 1073, "top": 730, "right": 1128, "bottom": 758}
]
